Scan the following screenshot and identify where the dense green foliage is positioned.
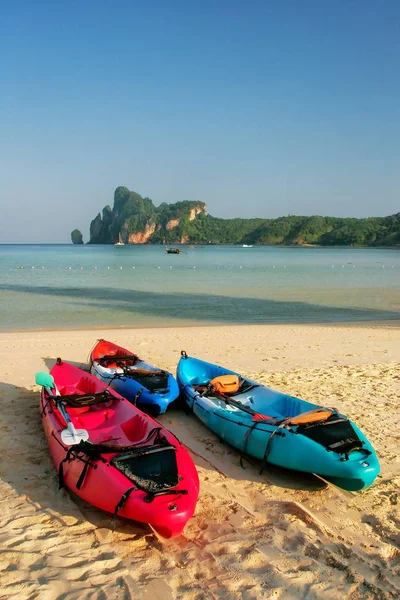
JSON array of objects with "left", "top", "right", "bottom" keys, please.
[
  {"left": 85, "top": 186, "right": 400, "bottom": 246},
  {"left": 241, "top": 214, "right": 400, "bottom": 246}
]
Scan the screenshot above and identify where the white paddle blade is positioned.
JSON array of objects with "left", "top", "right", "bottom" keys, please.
[{"left": 61, "top": 428, "right": 89, "bottom": 446}]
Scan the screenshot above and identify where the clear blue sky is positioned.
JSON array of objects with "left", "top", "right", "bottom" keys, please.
[{"left": 1, "top": 0, "right": 399, "bottom": 242}]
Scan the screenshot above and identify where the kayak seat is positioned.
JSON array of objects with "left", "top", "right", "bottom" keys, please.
[
  {"left": 67, "top": 405, "right": 91, "bottom": 416},
  {"left": 75, "top": 409, "right": 113, "bottom": 430},
  {"left": 62, "top": 390, "right": 114, "bottom": 408},
  {"left": 121, "top": 414, "right": 157, "bottom": 443},
  {"left": 267, "top": 395, "right": 317, "bottom": 419}
]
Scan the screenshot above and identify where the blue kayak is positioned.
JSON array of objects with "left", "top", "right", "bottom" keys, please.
[
  {"left": 90, "top": 339, "right": 179, "bottom": 416},
  {"left": 177, "top": 352, "right": 380, "bottom": 491}
]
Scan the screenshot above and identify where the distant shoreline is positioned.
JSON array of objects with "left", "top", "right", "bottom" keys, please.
[{"left": 1, "top": 242, "right": 399, "bottom": 249}]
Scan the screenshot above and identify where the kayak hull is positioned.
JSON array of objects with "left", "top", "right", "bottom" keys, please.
[
  {"left": 177, "top": 355, "right": 380, "bottom": 491},
  {"left": 40, "top": 360, "right": 199, "bottom": 538}
]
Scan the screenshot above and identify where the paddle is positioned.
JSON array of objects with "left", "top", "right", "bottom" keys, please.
[
  {"left": 35, "top": 371, "right": 89, "bottom": 445},
  {"left": 220, "top": 396, "right": 274, "bottom": 422},
  {"left": 200, "top": 384, "right": 275, "bottom": 422}
]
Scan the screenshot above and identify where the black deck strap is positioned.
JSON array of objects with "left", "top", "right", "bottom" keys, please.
[
  {"left": 58, "top": 459, "right": 66, "bottom": 490},
  {"left": 259, "top": 425, "right": 286, "bottom": 475},
  {"left": 241, "top": 420, "right": 260, "bottom": 467},
  {"left": 111, "top": 486, "right": 137, "bottom": 525},
  {"left": 76, "top": 461, "right": 90, "bottom": 490},
  {"left": 143, "top": 489, "right": 188, "bottom": 503},
  {"left": 58, "top": 445, "right": 80, "bottom": 490}
]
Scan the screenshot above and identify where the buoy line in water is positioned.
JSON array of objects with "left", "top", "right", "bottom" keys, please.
[{"left": 12, "top": 264, "right": 397, "bottom": 271}]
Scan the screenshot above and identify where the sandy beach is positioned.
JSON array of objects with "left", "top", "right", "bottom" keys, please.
[{"left": 0, "top": 323, "right": 399, "bottom": 600}]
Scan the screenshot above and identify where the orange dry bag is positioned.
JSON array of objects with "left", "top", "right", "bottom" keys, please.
[{"left": 210, "top": 375, "right": 241, "bottom": 395}]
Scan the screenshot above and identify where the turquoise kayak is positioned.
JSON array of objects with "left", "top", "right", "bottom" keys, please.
[{"left": 177, "top": 352, "right": 380, "bottom": 491}]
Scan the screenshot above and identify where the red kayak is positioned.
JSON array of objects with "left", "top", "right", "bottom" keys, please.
[{"left": 38, "top": 359, "right": 200, "bottom": 538}]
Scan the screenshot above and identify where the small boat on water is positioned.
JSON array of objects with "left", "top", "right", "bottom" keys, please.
[
  {"left": 90, "top": 339, "right": 180, "bottom": 415},
  {"left": 165, "top": 247, "right": 181, "bottom": 254},
  {"left": 114, "top": 233, "right": 125, "bottom": 246},
  {"left": 242, "top": 244, "right": 253, "bottom": 248},
  {"left": 177, "top": 352, "right": 380, "bottom": 491},
  {"left": 36, "top": 359, "right": 199, "bottom": 538}
]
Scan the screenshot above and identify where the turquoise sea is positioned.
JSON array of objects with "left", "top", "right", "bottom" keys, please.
[{"left": 0, "top": 244, "right": 399, "bottom": 330}]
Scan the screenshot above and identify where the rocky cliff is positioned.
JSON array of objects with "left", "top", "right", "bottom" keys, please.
[{"left": 87, "top": 186, "right": 206, "bottom": 244}]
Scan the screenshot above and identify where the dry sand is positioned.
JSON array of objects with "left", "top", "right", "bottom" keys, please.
[{"left": 0, "top": 323, "right": 399, "bottom": 600}]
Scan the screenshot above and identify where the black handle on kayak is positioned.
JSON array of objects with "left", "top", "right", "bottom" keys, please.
[{"left": 143, "top": 489, "right": 188, "bottom": 503}]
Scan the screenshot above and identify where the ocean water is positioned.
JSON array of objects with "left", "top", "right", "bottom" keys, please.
[{"left": 0, "top": 244, "right": 399, "bottom": 330}]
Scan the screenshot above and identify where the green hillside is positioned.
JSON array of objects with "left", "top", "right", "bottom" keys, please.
[{"left": 80, "top": 186, "right": 400, "bottom": 247}]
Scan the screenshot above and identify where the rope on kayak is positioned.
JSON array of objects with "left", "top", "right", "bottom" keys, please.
[
  {"left": 40, "top": 393, "right": 53, "bottom": 417},
  {"left": 132, "top": 388, "right": 144, "bottom": 406}
]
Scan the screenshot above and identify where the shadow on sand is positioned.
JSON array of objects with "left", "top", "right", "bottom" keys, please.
[
  {"left": 0, "top": 381, "right": 153, "bottom": 541},
  {"left": 0, "top": 375, "right": 325, "bottom": 546}
]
